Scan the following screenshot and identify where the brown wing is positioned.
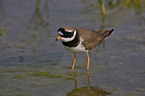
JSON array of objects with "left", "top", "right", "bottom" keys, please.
[
  {"left": 96, "top": 29, "right": 114, "bottom": 39},
  {"left": 75, "top": 28, "right": 104, "bottom": 50}
]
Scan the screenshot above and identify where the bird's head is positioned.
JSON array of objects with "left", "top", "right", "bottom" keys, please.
[{"left": 56, "top": 26, "right": 77, "bottom": 42}]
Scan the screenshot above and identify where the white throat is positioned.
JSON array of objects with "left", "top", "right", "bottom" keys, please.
[{"left": 61, "top": 30, "right": 77, "bottom": 42}]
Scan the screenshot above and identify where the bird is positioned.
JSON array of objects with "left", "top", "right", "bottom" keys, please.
[{"left": 56, "top": 26, "right": 114, "bottom": 71}]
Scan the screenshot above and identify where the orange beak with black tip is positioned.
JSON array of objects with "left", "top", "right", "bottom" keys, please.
[{"left": 55, "top": 35, "right": 62, "bottom": 41}]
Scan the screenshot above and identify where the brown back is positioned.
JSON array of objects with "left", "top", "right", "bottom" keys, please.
[{"left": 75, "top": 28, "right": 113, "bottom": 50}]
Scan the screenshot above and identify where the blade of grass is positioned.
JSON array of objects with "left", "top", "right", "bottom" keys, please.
[{"left": 98, "top": 0, "right": 106, "bottom": 15}]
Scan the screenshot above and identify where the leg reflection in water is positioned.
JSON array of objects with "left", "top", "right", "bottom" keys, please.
[{"left": 66, "top": 71, "right": 111, "bottom": 96}]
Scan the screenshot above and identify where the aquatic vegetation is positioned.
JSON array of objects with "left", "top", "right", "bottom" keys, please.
[
  {"left": 0, "top": 27, "right": 6, "bottom": 37},
  {"left": 98, "top": 0, "right": 106, "bottom": 15},
  {"left": 122, "top": 0, "right": 145, "bottom": 9},
  {"left": 33, "top": 70, "right": 65, "bottom": 78}
]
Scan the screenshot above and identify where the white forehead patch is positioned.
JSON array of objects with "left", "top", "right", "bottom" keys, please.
[
  {"left": 65, "top": 29, "right": 73, "bottom": 32},
  {"left": 58, "top": 31, "right": 64, "bottom": 35}
]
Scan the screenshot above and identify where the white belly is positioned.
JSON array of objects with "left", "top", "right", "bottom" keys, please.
[{"left": 64, "top": 38, "right": 88, "bottom": 53}]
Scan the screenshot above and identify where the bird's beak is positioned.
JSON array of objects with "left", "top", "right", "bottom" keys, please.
[{"left": 55, "top": 35, "right": 62, "bottom": 41}]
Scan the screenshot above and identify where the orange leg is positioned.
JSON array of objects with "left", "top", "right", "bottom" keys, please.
[
  {"left": 87, "top": 71, "right": 90, "bottom": 87},
  {"left": 87, "top": 52, "right": 90, "bottom": 71},
  {"left": 72, "top": 53, "right": 76, "bottom": 71}
]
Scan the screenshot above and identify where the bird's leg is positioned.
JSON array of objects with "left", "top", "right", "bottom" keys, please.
[
  {"left": 72, "top": 53, "right": 76, "bottom": 71},
  {"left": 86, "top": 52, "right": 90, "bottom": 71},
  {"left": 87, "top": 71, "right": 90, "bottom": 87}
]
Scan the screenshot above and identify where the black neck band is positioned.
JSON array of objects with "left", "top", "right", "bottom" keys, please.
[{"left": 62, "top": 31, "right": 80, "bottom": 47}]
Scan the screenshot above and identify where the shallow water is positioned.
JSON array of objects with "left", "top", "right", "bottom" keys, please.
[{"left": 0, "top": 0, "right": 145, "bottom": 96}]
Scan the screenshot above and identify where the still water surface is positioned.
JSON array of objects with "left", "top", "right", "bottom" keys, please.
[{"left": 0, "top": 0, "right": 145, "bottom": 96}]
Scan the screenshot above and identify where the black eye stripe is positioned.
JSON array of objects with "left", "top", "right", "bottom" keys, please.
[
  {"left": 57, "top": 28, "right": 75, "bottom": 38},
  {"left": 60, "top": 32, "right": 73, "bottom": 38},
  {"left": 57, "top": 28, "right": 65, "bottom": 32},
  {"left": 65, "top": 32, "right": 74, "bottom": 36}
]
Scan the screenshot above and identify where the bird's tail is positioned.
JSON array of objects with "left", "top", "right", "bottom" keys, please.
[{"left": 97, "top": 29, "right": 114, "bottom": 39}]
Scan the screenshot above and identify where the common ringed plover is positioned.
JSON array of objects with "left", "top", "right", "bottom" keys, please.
[{"left": 56, "top": 26, "right": 114, "bottom": 71}]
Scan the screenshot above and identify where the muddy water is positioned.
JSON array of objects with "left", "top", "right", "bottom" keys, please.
[{"left": 0, "top": 0, "right": 145, "bottom": 96}]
